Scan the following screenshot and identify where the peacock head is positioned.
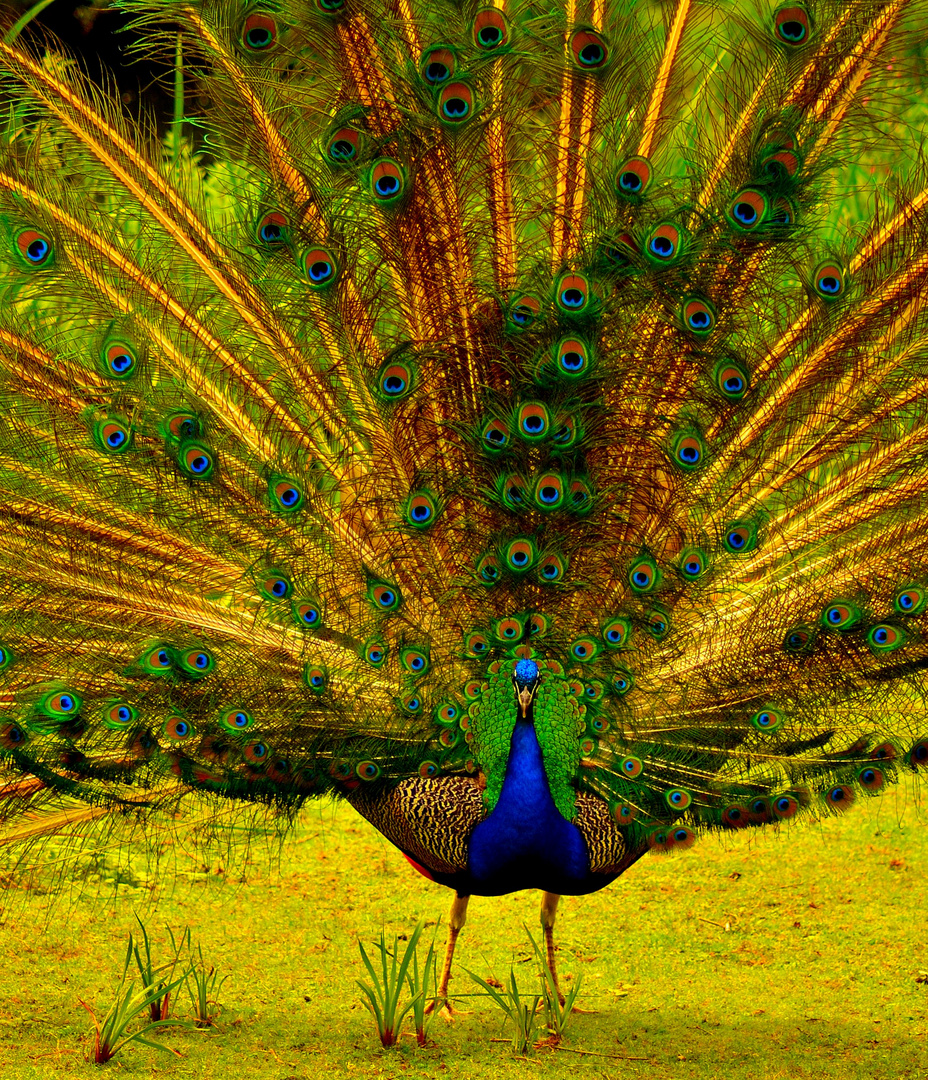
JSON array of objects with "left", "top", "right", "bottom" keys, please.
[
  {"left": 467, "top": 655, "right": 583, "bottom": 819},
  {"left": 512, "top": 657, "right": 541, "bottom": 718}
]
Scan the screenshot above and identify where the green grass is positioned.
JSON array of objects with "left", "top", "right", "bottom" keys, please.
[{"left": 0, "top": 792, "right": 924, "bottom": 1079}]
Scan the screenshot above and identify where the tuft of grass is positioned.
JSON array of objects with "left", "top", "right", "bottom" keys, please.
[
  {"left": 81, "top": 931, "right": 192, "bottom": 1064},
  {"left": 184, "top": 939, "right": 230, "bottom": 1028},
  {"left": 467, "top": 966, "right": 541, "bottom": 1056},
  {"left": 406, "top": 922, "right": 438, "bottom": 1046},
  {"left": 356, "top": 920, "right": 433, "bottom": 1047},
  {"left": 132, "top": 917, "right": 189, "bottom": 1022},
  {"left": 525, "top": 924, "right": 582, "bottom": 1044}
]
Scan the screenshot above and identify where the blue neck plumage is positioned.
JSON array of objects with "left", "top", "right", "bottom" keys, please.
[{"left": 466, "top": 712, "right": 592, "bottom": 895}]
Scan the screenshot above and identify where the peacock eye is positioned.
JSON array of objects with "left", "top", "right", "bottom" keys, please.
[
  {"left": 103, "top": 342, "right": 138, "bottom": 378},
  {"left": 812, "top": 261, "right": 846, "bottom": 301},
  {"left": 570, "top": 637, "right": 599, "bottom": 662},
  {"left": 369, "top": 160, "right": 406, "bottom": 204},
  {"left": 508, "top": 294, "right": 540, "bottom": 329},
  {"left": 181, "top": 444, "right": 214, "bottom": 478},
  {"left": 517, "top": 402, "right": 550, "bottom": 439},
  {"left": 220, "top": 709, "right": 253, "bottom": 733},
  {"left": 727, "top": 189, "right": 768, "bottom": 230},
  {"left": 364, "top": 641, "right": 388, "bottom": 667},
  {"left": 773, "top": 4, "right": 812, "bottom": 45},
  {"left": 715, "top": 361, "right": 750, "bottom": 400},
  {"left": 473, "top": 9, "right": 509, "bottom": 50},
  {"left": 555, "top": 274, "right": 590, "bottom": 313},
  {"left": 401, "top": 649, "right": 429, "bottom": 674},
  {"left": 15, "top": 228, "right": 53, "bottom": 267},
  {"left": 436, "top": 703, "right": 459, "bottom": 724},
  {"left": 421, "top": 47, "right": 455, "bottom": 84},
  {"left": 439, "top": 83, "right": 475, "bottom": 123},
  {"left": 370, "top": 583, "right": 401, "bottom": 611},
  {"left": 302, "top": 248, "right": 338, "bottom": 287},
  {"left": 569, "top": 29, "right": 609, "bottom": 69},
  {"left": 164, "top": 717, "right": 191, "bottom": 740},
  {"left": 750, "top": 708, "right": 783, "bottom": 731},
  {"left": 294, "top": 600, "right": 322, "bottom": 627},
  {"left": 681, "top": 298, "right": 715, "bottom": 336},
  {"left": 325, "top": 128, "right": 361, "bottom": 165},
  {"left": 241, "top": 12, "right": 278, "bottom": 51},
  {"left": 303, "top": 664, "right": 328, "bottom": 692},
  {"left": 615, "top": 156, "right": 652, "bottom": 197},
  {"left": 646, "top": 223, "right": 682, "bottom": 263},
  {"left": 271, "top": 478, "right": 304, "bottom": 512}
]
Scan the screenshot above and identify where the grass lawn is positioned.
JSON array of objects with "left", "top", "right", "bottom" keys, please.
[{"left": 0, "top": 789, "right": 924, "bottom": 1080}]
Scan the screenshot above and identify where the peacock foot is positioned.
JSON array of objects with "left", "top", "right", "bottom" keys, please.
[{"left": 424, "top": 997, "right": 469, "bottom": 1022}]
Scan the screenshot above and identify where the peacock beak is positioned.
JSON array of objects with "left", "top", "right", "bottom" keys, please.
[{"left": 516, "top": 683, "right": 535, "bottom": 718}]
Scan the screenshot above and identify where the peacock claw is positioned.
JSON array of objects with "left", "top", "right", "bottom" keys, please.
[{"left": 425, "top": 998, "right": 468, "bottom": 1022}]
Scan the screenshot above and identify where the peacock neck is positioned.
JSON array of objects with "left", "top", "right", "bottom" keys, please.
[{"left": 466, "top": 718, "right": 592, "bottom": 895}]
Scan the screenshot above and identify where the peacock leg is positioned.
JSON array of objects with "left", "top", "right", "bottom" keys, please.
[
  {"left": 426, "top": 891, "right": 470, "bottom": 1019},
  {"left": 540, "top": 891, "right": 564, "bottom": 1004}
]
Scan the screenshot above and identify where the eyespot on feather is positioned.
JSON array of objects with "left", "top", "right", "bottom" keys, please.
[
  {"left": 477, "top": 552, "right": 502, "bottom": 585},
  {"left": 727, "top": 189, "right": 768, "bottom": 231},
  {"left": 894, "top": 586, "right": 927, "bottom": 615},
  {"left": 270, "top": 477, "right": 304, "bottom": 513},
  {"left": 504, "top": 538, "right": 538, "bottom": 573},
  {"left": 773, "top": 4, "right": 811, "bottom": 45},
  {"left": 220, "top": 709, "right": 254, "bottom": 733},
  {"left": 867, "top": 623, "right": 905, "bottom": 653},
  {"left": 820, "top": 601, "right": 860, "bottom": 632},
  {"left": 507, "top": 294, "right": 541, "bottom": 332},
  {"left": 714, "top": 360, "right": 750, "bottom": 399},
  {"left": 368, "top": 159, "right": 407, "bottom": 204},
  {"left": 672, "top": 432, "right": 705, "bottom": 470},
  {"left": 100, "top": 340, "right": 138, "bottom": 379},
  {"left": 472, "top": 8, "right": 509, "bottom": 50},
  {"left": 400, "top": 648, "right": 430, "bottom": 675},
  {"left": 405, "top": 490, "right": 438, "bottom": 528},
  {"left": 569, "top": 28, "right": 609, "bottom": 69},
  {"left": 301, "top": 247, "right": 338, "bottom": 288},
  {"left": 722, "top": 521, "right": 758, "bottom": 554},
  {"left": 376, "top": 359, "right": 416, "bottom": 401},
  {"left": 14, "top": 228, "right": 53, "bottom": 268},
  {"left": 812, "top": 261, "right": 846, "bottom": 301},
  {"left": 256, "top": 211, "right": 289, "bottom": 245},
  {"left": 94, "top": 418, "right": 132, "bottom": 453},
  {"left": 163, "top": 715, "right": 193, "bottom": 741},
  {"left": 645, "top": 222, "right": 685, "bottom": 265},
  {"left": 438, "top": 82, "right": 476, "bottom": 124},
  {"left": 681, "top": 297, "right": 715, "bottom": 336},
  {"left": 420, "top": 46, "right": 456, "bottom": 84},
  {"left": 240, "top": 12, "right": 278, "bottom": 51},
  {"left": 554, "top": 337, "right": 591, "bottom": 378},
  {"left": 178, "top": 648, "right": 215, "bottom": 678},
  {"left": 288, "top": 596, "right": 321, "bottom": 630},
  {"left": 303, "top": 664, "right": 328, "bottom": 693},
  {"left": 533, "top": 473, "right": 565, "bottom": 511},
  {"left": 516, "top": 402, "right": 550, "bottom": 440},
  {"left": 555, "top": 273, "right": 590, "bottom": 314},
  {"left": 615, "top": 156, "right": 652, "bottom": 198},
  {"left": 325, "top": 128, "right": 362, "bottom": 166},
  {"left": 179, "top": 442, "right": 215, "bottom": 479},
  {"left": 363, "top": 640, "right": 388, "bottom": 667},
  {"left": 538, "top": 552, "right": 567, "bottom": 582},
  {"left": 629, "top": 556, "right": 661, "bottom": 593}
]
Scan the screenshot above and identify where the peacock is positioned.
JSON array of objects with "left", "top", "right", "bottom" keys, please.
[{"left": 0, "top": 0, "right": 926, "bottom": 1022}]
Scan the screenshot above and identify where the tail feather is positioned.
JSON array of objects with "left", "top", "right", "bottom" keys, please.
[{"left": 0, "top": 0, "right": 925, "bottom": 858}]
